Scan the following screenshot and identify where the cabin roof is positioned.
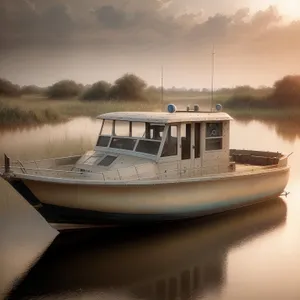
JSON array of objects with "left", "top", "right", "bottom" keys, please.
[{"left": 97, "top": 111, "right": 233, "bottom": 124}]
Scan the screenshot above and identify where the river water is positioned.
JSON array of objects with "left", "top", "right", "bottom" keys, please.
[{"left": 1, "top": 117, "right": 300, "bottom": 300}]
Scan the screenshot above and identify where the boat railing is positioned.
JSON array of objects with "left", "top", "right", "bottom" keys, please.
[
  {"left": 1, "top": 160, "right": 280, "bottom": 183},
  {"left": 17, "top": 155, "right": 82, "bottom": 166}
]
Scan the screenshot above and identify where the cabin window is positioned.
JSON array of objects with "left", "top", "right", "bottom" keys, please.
[
  {"left": 131, "top": 122, "right": 145, "bottom": 137},
  {"left": 181, "top": 123, "right": 191, "bottom": 160},
  {"left": 114, "top": 121, "right": 130, "bottom": 136},
  {"left": 110, "top": 137, "right": 137, "bottom": 151},
  {"left": 206, "top": 123, "right": 222, "bottom": 138},
  {"left": 96, "top": 136, "right": 110, "bottom": 147},
  {"left": 136, "top": 140, "right": 161, "bottom": 155},
  {"left": 146, "top": 123, "right": 165, "bottom": 140},
  {"left": 206, "top": 139, "right": 222, "bottom": 150},
  {"left": 195, "top": 123, "right": 201, "bottom": 158},
  {"left": 205, "top": 122, "right": 223, "bottom": 151},
  {"left": 162, "top": 125, "right": 178, "bottom": 157},
  {"left": 101, "top": 120, "right": 113, "bottom": 135}
]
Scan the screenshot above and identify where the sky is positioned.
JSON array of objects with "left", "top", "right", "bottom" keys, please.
[{"left": 0, "top": 0, "right": 300, "bottom": 89}]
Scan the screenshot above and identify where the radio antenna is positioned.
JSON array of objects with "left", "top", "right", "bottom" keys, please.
[
  {"left": 161, "top": 65, "right": 164, "bottom": 111},
  {"left": 210, "top": 44, "right": 215, "bottom": 112}
]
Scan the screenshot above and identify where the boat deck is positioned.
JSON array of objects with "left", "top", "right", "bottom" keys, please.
[
  {"left": 235, "top": 163, "right": 275, "bottom": 172},
  {"left": 0, "top": 149, "right": 285, "bottom": 183}
]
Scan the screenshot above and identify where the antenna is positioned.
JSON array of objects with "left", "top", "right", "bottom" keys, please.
[
  {"left": 211, "top": 44, "right": 215, "bottom": 112},
  {"left": 161, "top": 65, "right": 164, "bottom": 111}
]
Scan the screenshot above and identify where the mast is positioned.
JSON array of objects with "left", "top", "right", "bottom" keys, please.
[
  {"left": 161, "top": 65, "right": 164, "bottom": 111},
  {"left": 211, "top": 45, "right": 215, "bottom": 112}
]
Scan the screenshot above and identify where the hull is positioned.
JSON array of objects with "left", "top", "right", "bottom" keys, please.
[{"left": 11, "top": 166, "right": 290, "bottom": 224}]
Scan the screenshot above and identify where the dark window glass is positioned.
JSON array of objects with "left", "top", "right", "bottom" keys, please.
[
  {"left": 194, "top": 123, "right": 201, "bottom": 158},
  {"left": 98, "top": 155, "right": 117, "bottom": 166},
  {"left": 162, "top": 125, "right": 178, "bottom": 157},
  {"left": 110, "top": 138, "right": 136, "bottom": 150},
  {"left": 181, "top": 123, "right": 191, "bottom": 160},
  {"left": 206, "top": 123, "right": 223, "bottom": 137},
  {"left": 206, "top": 138, "right": 222, "bottom": 150},
  {"left": 145, "top": 123, "right": 165, "bottom": 140},
  {"left": 136, "top": 140, "right": 161, "bottom": 155},
  {"left": 96, "top": 135, "right": 111, "bottom": 147}
]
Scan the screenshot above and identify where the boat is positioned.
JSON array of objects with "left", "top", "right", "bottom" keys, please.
[{"left": 0, "top": 104, "right": 290, "bottom": 225}]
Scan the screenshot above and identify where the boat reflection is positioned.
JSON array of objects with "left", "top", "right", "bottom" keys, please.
[{"left": 8, "top": 198, "right": 287, "bottom": 300}]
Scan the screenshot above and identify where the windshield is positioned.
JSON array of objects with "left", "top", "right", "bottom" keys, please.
[
  {"left": 136, "top": 140, "right": 161, "bottom": 155},
  {"left": 96, "top": 120, "right": 165, "bottom": 156}
]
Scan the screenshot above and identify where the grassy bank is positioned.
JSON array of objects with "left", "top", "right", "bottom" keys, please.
[
  {"left": 224, "top": 107, "right": 300, "bottom": 123},
  {"left": 1, "top": 93, "right": 299, "bottom": 127},
  {"left": 0, "top": 96, "right": 161, "bottom": 126},
  {"left": 0, "top": 100, "right": 61, "bottom": 126}
]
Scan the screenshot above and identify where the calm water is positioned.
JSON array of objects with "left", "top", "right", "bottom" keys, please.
[{"left": 1, "top": 117, "right": 300, "bottom": 300}]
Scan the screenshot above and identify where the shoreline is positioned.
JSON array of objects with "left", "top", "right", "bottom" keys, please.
[
  {"left": 1, "top": 96, "right": 299, "bottom": 127},
  {"left": 0, "top": 97, "right": 161, "bottom": 127}
]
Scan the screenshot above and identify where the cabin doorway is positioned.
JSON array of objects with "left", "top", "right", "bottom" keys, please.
[
  {"left": 180, "top": 122, "right": 202, "bottom": 176},
  {"left": 194, "top": 122, "right": 202, "bottom": 173}
]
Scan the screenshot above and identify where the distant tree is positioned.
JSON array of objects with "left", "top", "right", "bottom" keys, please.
[
  {"left": 46, "top": 80, "right": 82, "bottom": 99},
  {"left": 0, "top": 78, "right": 20, "bottom": 97},
  {"left": 258, "top": 85, "right": 270, "bottom": 90},
  {"left": 225, "top": 94, "right": 271, "bottom": 109},
  {"left": 233, "top": 85, "right": 255, "bottom": 95},
  {"left": 108, "top": 84, "right": 120, "bottom": 100},
  {"left": 146, "top": 85, "right": 159, "bottom": 93},
  {"left": 145, "top": 85, "right": 161, "bottom": 102},
  {"left": 216, "top": 88, "right": 232, "bottom": 94},
  {"left": 110, "top": 74, "right": 147, "bottom": 101},
  {"left": 81, "top": 81, "right": 111, "bottom": 101},
  {"left": 21, "top": 85, "right": 44, "bottom": 95},
  {"left": 272, "top": 75, "right": 300, "bottom": 106}
]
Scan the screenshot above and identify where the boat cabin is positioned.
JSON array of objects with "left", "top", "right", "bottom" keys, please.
[{"left": 75, "top": 105, "right": 234, "bottom": 179}]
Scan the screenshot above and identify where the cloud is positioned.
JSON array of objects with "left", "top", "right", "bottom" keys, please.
[
  {"left": 0, "top": 0, "right": 74, "bottom": 47},
  {"left": 183, "top": 5, "right": 284, "bottom": 52},
  {"left": 0, "top": 1, "right": 289, "bottom": 49},
  {"left": 94, "top": 6, "right": 129, "bottom": 29},
  {"left": 39, "top": 4, "right": 74, "bottom": 37},
  {"left": 251, "top": 6, "right": 281, "bottom": 29},
  {"left": 89, "top": 2, "right": 183, "bottom": 47},
  {"left": 232, "top": 8, "right": 250, "bottom": 23},
  {"left": 0, "top": 0, "right": 38, "bottom": 28},
  {"left": 189, "top": 13, "right": 232, "bottom": 41},
  {"left": 1, "top": 1, "right": 300, "bottom": 88}
]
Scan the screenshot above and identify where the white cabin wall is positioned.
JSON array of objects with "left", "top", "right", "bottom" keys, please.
[
  {"left": 223, "top": 121, "right": 230, "bottom": 150},
  {"left": 158, "top": 161, "right": 180, "bottom": 179},
  {"left": 201, "top": 121, "right": 230, "bottom": 175}
]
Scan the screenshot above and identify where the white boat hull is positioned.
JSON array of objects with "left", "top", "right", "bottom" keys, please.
[{"left": 13, "top": 166, "right": 290, "bottom": 223}]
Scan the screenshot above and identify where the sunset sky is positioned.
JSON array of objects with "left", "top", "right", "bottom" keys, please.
[{"left": 0, "top": 0, "right": 300, "bottom": 89}]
